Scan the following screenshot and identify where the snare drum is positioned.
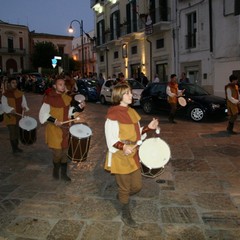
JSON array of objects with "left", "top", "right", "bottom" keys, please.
[
  {"left": 178, "top": 96, "right": 187, "bottom": 107},
  {"left": 68, "top": 124, "right": 92, "bottom": 162},
  {"left": 19, "top": 116, "right": 37, "bottom": 145},
  {"left": 139, "top": 137, "right": 171, "bottom": 178}
]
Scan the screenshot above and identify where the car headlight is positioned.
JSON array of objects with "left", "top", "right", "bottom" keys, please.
[{"left": 210, "top": 103, "right": 220, "bottom": 109}]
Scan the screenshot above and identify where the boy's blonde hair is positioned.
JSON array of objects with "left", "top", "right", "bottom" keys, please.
[{"left": 111, "top": 83, "right": 131, "bottom": 105}]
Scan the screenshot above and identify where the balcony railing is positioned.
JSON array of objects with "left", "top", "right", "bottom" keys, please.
[{"left": 0, "top": 47, "right": 26, "bottom": 55}]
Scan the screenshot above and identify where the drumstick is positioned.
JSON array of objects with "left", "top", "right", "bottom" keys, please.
[
  {"left": 61, "top": 117, "right": 80, "bottom": 125},
  {"left": 132, "top": 140, "right": 143, "bottom": 150}
]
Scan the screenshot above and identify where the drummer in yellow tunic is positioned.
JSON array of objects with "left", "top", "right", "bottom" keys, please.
[
  {"left": 39, "top": 78, "right": 84, "bottom": 181},
  {"left": 104, "top": 83, "right": 159, "bottom": 228},
  {"left": 1, "top": 77, "right": 29, "bottom": 153}
]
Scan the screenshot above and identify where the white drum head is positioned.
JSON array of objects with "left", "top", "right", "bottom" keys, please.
[
  {"left": 139, "top": 138, "right": 171, "bottom": 169},
  {"left": 178, "top": 97, "right": 187, "bottom": 107},
  {"left": 74, "top": 94, "right": 85, "bottom": 103},
  {"left": 19, "top": 116, "right": 37, "bottom": 131},
  {"left": 70, "top": 124, "right": 92, "bottom": 139}
]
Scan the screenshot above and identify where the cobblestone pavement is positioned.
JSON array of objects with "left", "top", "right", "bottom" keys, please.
[{"left": 0, "top": 92, "right": 240, "bottom": 240}]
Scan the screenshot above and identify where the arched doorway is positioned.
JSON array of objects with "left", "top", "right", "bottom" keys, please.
[{"left": 6, "top": 58, "right": 17, "bottom": 73}]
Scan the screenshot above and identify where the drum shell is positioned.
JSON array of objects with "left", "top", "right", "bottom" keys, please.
[
  {"left": 67, "top": 124, "right": 92, "bottom": 162},
  {"left": 19, "top": 117, "right": 37, "bottom": 145},
  {"left": 139, "top": 138, "right": 171, "bottom": 178}
]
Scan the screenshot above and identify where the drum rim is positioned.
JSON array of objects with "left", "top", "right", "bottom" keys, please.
[
  {"left": 19, "top": 116, "right": 38, "bottom": 131},
  {"left": 69, "top": 123, "right": 92, "bottom": 138},
  {"left": 139, "top": 138, "right": 171, "bottom": 169}
]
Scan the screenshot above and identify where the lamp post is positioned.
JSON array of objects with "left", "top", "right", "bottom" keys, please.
[{"left": 69, "top": 19, "right": 84, "bottom": 77}]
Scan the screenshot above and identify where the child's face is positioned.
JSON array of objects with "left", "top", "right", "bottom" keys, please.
[
  {"left": 121, "top": 89, "right": 133, "bottom": 106},
  {"left": 54, "top": 79, "right": 66, "bottom": 94}
]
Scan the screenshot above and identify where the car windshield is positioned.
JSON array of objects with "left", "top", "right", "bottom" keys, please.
[
  {"left": 180, "top": 84, "right": 209, "bottom": 96},
  {"left": 127, "top": 80, "right": 144, "bottom": 89}
]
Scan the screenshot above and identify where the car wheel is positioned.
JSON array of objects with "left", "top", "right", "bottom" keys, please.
[
  {"left": 100, "top": 95, "right": 106, "bottom": 105},
  {"left": 189, "top": 106, "right": 205, "bottom": 122},
  {"left": 142, "top": 101, "right": 153, "bottom": 114}
]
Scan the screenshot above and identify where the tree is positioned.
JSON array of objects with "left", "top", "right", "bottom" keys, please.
[{"left": 31, "top": 41, "right": 59, "bottom": 69}]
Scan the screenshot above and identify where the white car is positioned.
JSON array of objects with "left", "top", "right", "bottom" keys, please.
[{"left": 100, "top": 79, "right": 145, "bottom": 106}]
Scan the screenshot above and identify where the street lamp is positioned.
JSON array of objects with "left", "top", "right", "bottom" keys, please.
[{"left": 68, "top": 19, "right": 84, "bottom": 77}]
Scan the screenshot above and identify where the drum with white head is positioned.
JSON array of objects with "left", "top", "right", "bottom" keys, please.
[
  {"left": 19, "top": 116, "right": 38, "bottom": 145},
  {"left": 139, "top": 137, "right": 171, "bottom": 178},
  {"left": 68, "top": 124, "right": 92, "bottom": 162},
  {"left": 178, "top": 96, "right": 187, "bottom": 107}
]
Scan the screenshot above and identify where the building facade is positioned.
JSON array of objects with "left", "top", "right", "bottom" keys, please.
[
  {"left": 72, "top": 30, "right": 96, "bottom": 77},
  {"left": 0, "top": 20, "right": 30, "bottom": 74},
  {"left": 91, "top": 0, "right": 240, "bottom": 96}
]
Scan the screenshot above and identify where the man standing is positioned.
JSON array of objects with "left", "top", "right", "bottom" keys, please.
[
  {"left": 1, "top": 77, "right": 29, "bottom": 153},
  {"left": 225, "top": 74, "right": 239, "bottom": 134},
  {"left": 39, "top": 78, "right": 84, "bottom": 181},
  {"left": 166, "top": 74, "right": 184, "bottom": 123}
]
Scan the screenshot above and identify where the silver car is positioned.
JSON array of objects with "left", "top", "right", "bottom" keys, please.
[{"left": 100, "top": 79, "right": 145, "bottom": 106}]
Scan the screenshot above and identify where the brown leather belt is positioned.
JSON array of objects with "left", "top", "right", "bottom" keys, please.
[{"left": 122, "top": 140, "right": 137, "bottom": 145}]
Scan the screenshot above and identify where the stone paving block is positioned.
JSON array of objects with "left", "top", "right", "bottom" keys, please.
[
  {"left": 6, "top": 217, "right": 52, "bottom": 239},
  {"left": 132, "top": 200, "right": 159, "bottom": 222},
  {"left": 205, "top": 229, "right": 240, "bottom": 240},
  {"left": 169, "top": 144, "right": 194, "bottom": 160},
  {"left": 193, "top": 193, "right": 237, "bottom": 211},
  {"left": 164, "top": 224, "right": 205, "bottom": 240},
  {"left": 161, "top": 207, "right": 200, "bottom": 224},
  {"left": 214, "top": 145, "right": 240, "bottom": 157},
  {"left": 0, "top": 199, "right": 22, "bottom": 213},
  {"left": 175, "top": 172, "right": 223, "bottom": 193},
  {"left": 13, "top": 200, "right": 79, "bottom": 219},
  {"left": 76, "top": 198, "right": 119, "bottom": 220},
  {"left": 7, "top": 190, "right": 37, "bottom": 200},
  {"left": 171, "top": 158, "right": 211, "bottom": 172},
  {"left": 0, "top": 214, "right": 17, "bottom": 230},
  {"left": 136, "top": 178, "right": 160, "bottom": 199},
  {"left": 81, "top": 221, "right": 121, "bottom": 240},
  {"left": 121, "top": 223, "right": 163, "bottom": 240},
  {"left": 47, "top": 219, "right": 84, "bottom": 240},
  {"left": 6, "top": 170, "right": 41, "bottom": 185},
  {"left": 158, "top": 192, "right": 192, "bottom": 206},
  {"left": 202, "top": 212, "right": 240, "bottom": 229}
]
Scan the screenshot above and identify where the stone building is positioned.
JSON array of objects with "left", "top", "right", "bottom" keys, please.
[{"left": 91, "top": 0, "right": 240, "bottom": 96}]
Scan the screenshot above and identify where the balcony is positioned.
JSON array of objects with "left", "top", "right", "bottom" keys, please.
[{"left": 0, "top": 47, "right": 26, "bottom": 55}]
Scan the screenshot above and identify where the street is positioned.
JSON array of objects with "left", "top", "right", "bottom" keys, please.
[{"left": 0, "top": 92, "right": 240, "bottom": 240}]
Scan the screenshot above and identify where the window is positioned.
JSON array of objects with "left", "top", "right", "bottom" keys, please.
[
  {"left": 100, "top": 55, "right": 104, "bottom": 62},
  {"left": 149, "top": 0, "right": 169, "bottom": 23},
  {"left": 114, "top": 51, "right": 119, "bottom": 59},
  {"left": 97, "top": 20, "right": 105, "bottom": 45},
  {"left": 110, "top": 10, "right": 120, "bottom": 40},
  {"left": 156, "top": 63, "right": 168, "bottom": 82},
  {"left": 126, "top": 0, "right": 137, "bottom": 33},
  {"left": 131, "top": 46, "right": 137, "bottom": 55},
  {"left": 8, "top": 37, "right": 14, "bottom": 53},
  {"left": 156, "top": 38, "right": 164, "bottom": 49},
  {"left": 19, "top": 37, "right": 23, "bottom": 50},
  {"left": 186, "top": 12, "right": 197, "bottom": 49}
]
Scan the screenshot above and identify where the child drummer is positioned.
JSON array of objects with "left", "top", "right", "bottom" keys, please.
[
  {"left": 39, "top": 78, "right": 85, "bottom": 181},
  {"left": 104, "top": 83, "right": 159, "bottom": 227}
]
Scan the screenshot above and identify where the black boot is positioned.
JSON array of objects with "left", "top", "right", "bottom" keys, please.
[
  {"left": 61, "top": 163, "right": 71, "bottom": 181},
  {"left": 168, "top": 114, "right": 177, "bottom": 124},
  {"left": 121, "top": 203, "right": 138, "bottom": 228},
  {"left": 53, "top": 162, "right": 60, "bottom": 180},
  {"left": 227, "top": 122, "right": 237, "bottom": 134},
  {"left": 10, "top": 140, "right": 22, "bottom": 153}
]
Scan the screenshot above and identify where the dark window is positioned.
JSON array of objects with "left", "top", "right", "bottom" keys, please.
[
  {"left": 8, "top": 37, "right": 14, "bottom": 52},
  {"left": 235, "top": 0, "right": 240, "bottom": 15},
  {"left": 97, "top": 20, "right": 105, "bottom": 45},
  {"left": 156, "top": 38, "right": 164, "bottom": 49},
  {"left": 131, "top": 46, "right": 137, "bottom": 55},
  {"left": 110, "top": 10, "right": 120, "bottom": 40},
  {"left": 149, "top": 0, "right": 168, "bottom": 23},
  {"left": 186, "top": 12, "right": 197, "bottom": 49},
  {"left": 100, "top": 55, "right": 104, "bottom": 62},
  {"left": 19, "top": 37, "right": 23, "bottom": 50},
  {"left": 114, "top": 51, "right": 119, "bottom": 59},
  {"left": 156, "top": 63, "right": 168, "bottom": 82},
  {"left": 126, "top": 0, "right": 137, "bottom": 33},
  {"left": 58, "top": 46, "right": 64, "bottom": 56}
]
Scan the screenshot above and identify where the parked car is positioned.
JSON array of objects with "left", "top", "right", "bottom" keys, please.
[
  {"left": 100, "top": 79, "right": 145, "bottom": 106},
  {"left": 76, "top": 78, "right": 99, "bottom": 102},
  {"left": 140, "top": 82, "right": 227, "bottom": 122}
]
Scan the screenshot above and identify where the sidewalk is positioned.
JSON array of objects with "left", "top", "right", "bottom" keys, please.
[{"left": 0, "top": 92, "right": 240, "bottom": 240}]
